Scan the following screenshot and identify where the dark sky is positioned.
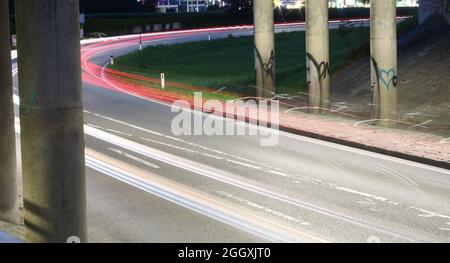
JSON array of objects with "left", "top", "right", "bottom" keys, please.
[{"left": 8, "top": 0, "right": 155, "bottom": 14}]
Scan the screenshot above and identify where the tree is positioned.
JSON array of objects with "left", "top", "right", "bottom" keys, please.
[
  {"left": 8, "top": 0, "right": 14, "bottom": 14},
  {"left": 227, "top": 0, "right": 253, "bottom": 15},
  {"left": 357, "top": 0, "right": 370, "bottom": 4},
  {"left": 142, "top": 0, "right": 158, "bottom": 12},
  {"left": 79, "top": 0, "right": 158, "bottom": 13}
]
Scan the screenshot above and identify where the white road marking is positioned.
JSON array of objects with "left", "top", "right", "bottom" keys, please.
[
  {"left": 335, "top": 187, "right": 388, "bottom": 202},
  {"left": 267, "top": 170, "right": 290, "bottom": 177},
  {"left": 226, "top": 160, "right": 262, "bottom": 170},
  {"left": 140, "top": 137, "right": 265, "bottom": 170},
  {"left": 387, "top": 201, "right": 400, "bottom": 206},
  {"left": 357, "top": 198, "right": 377, "bottom": 206},
  {"left": 86, "top": 123, "right": 102, "bottom": 129},
  {"left": 217, "top": 191, "right": 310, "bottom": 225},
  {"left": 140, "top": 137, "right": 197, "bottom": 154},
  {"left": 105, "top": 129, "right": 133, "bottom": 137},
  {"left": 409, "top": 207, "right": 450, "bottom": 220},
  {"left": 440, "top": 222, "right": 450, "bottom": 231},
  {"left": 87, "top": 123, "right": 133, "bottom": 137},
  {"left": 108, "top": 147, "right": 160, "bottom": 169}
]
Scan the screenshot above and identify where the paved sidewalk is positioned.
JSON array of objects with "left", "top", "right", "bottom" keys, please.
[
  {"left": 277, "top": 110, "right": 450, "bottom": 169},
  {"left": 332, "top": 27, "right": 450, "bottom": 135}
]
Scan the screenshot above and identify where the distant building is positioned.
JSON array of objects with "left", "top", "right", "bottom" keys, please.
[
  {"left": 328, "top": 0, "right": 418, "bottom": 8},
  {"left": 156, "top": 0, "right": 180, "bottom": 13},
  {"left": 279, "top": 0, "right": 305, "bottom": 10},
  {"left": 397, "top": 0, "right": 419, "bottom": 7},
  {"left": 157, "top": 0, "right": 419, "bottom": 13},
  {"left": 156, "top": 0, "right": 226, "bottom": 13},
  {"left": 278, "top": 0, "right": 418, "bottom": 10}
]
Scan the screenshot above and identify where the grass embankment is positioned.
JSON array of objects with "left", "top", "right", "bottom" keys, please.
[
  {"left": 110, "top": 27, "right": 370, "bottom": 98},
  {"left": 109, "top": 17, "right": 418, "bottom": 99}
]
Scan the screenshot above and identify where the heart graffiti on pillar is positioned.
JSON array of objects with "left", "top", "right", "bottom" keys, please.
[{"left": 379, "top": 68, "right": 398, "bottom": 89}]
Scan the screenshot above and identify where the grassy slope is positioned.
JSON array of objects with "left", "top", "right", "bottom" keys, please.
[{"left": 110, "top": 27, "right": 371, "bottom": 96}]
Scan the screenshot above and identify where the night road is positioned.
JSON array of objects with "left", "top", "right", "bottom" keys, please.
[{"left": 10, "top": 20, "right": 450, "bottom": 243}]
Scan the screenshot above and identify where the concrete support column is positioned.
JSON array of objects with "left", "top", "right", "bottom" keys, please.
[
  {"left": 306, "top": 0, "right": 330, "bottom": 113},
  {"left": 370, "top": 0, "right": 397, "bottom": 124},
  {"left": 0, "top": 0, "right": 19, "bottom": 225},
  {"left": 15, "top": 0, "right": 86, "bottom": 243},
  {"left": 253, "top": 0, "right": 276, "bottom": 98}
]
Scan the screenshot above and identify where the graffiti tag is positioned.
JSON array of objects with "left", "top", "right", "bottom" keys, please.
[
  {"left": 306, "top": 53, "right": 330, "bottom": 81},
  {"left": 255, "top": 46, "right": 275, "bottom": 81},
  {"left": 22, "top": 90, "right": 38, "bottom": 118}
]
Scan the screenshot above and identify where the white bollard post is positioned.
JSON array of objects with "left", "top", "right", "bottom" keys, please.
[
  {"left": 161, "top": 73, "right": 166, "bottom": 89},
  {"left": 110, "top": 55, "right": 114, "bottom": 66}
]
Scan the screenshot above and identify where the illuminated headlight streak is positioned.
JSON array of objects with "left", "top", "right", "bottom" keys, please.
[{"left": 85, "top": 154, "right": 310, "bottom": 243}]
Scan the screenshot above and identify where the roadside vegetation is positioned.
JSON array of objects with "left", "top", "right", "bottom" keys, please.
[{"left": 109, "top": 16, "right": 418, "bottom": 98}]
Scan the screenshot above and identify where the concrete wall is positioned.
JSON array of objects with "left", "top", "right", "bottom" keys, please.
[{"left": 419, "top": 0, "right": 450, "bottom": 25}]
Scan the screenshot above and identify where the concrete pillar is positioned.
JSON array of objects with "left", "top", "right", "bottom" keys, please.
[
  {"left": 306, "top": 0, "right": 330, "bottom": 112},
  {"left": 15, "top": 0, "right": 86, "bottom": 243},
  {"left": 253, "top": 0, "right": 276, "bottom": 98},
  {"left": 370, "top": 0, "right": 397, "bottom": 124},
  {"left": 0, "top": 0, "right": 20, "bottom": 225}
]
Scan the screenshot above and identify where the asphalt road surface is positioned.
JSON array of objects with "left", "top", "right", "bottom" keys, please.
[{"left": 11, "top": 20, "right": 450, "bottom": 243}]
